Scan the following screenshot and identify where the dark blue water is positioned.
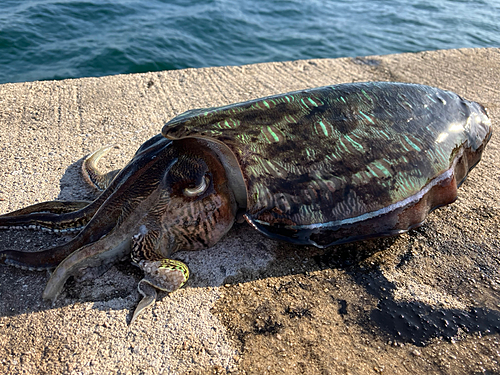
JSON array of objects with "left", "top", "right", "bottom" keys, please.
[{"left": 0, "top": 0, "right": 498, "bottom": 84}]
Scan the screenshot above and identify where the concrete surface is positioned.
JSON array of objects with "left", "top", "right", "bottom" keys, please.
[{"left": 0, "top": 48, "right": 499, "bottom": 374}]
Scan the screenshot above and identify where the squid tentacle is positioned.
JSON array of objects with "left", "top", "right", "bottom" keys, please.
[
  {"left": 130, "top": 224, "right": 189, "bottom": 324},
  {"left": 0, "top": 202, "right": 102, "bottom": 233},
  {"left": 0, "top": 139, "right": 175, "bottom": 270},
  {"left": 0, "top": 200, "right": 93, "bottom": 233},
  {"left": 0, "top": 137, "right": 171, "bottom": 231},
  {"left": 1, "top": 135, "right": 188, "bottom": 323},
  {"left": 0, "top": 138, "right": 174, "bottom": 270},
  {"left": 82, "top": 145, "right": 122, "bottom": 192},
  {"left": 0, "top": 200, "right": 92, "bottom": 217},
  {"left": 82, "top": 133, "right": 167, "bottom": 192},
  {"left": 0, "top": 139, "right": 165, "bottom": 233},
  {"left": 0, "top": 148, "right": 118, "bottom": 232},
  {"left": 0, "top": 146, "right": 119, "bottom": 222},
  {"left": 43, "top": 154, "right": 180, "bottom": 310},
  {"left": 127, "top": 187, "right": 190, "bottom": 323}
]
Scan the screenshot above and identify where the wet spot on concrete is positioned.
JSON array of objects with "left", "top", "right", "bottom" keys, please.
[
  {"left": 338, "top": 299, "right": 348, "bottom": 316},
  {"left": 284, "top": 305, "right": 313, "bottom": 319},
  {"left": 372, "top": 299, "right": 500, "bottom": 346},
  {"left": 352, "top": 270, "right": 500, "bottom": 346},
  {"left": 254, "top": 317, "right": 283, "bottom": 336}
]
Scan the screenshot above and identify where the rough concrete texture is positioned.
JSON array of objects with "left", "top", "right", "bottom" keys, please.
[{"left": 0, "top": 48, "right": 499, "bottom": 374}]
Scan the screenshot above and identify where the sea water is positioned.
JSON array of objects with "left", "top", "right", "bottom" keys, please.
[{"left": 0, "top": 0, "right": 498, "bottom": 84}]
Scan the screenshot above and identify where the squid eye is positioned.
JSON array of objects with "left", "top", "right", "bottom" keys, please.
[{"left": 184, "top": 176, "right": 208, "bottom": 197}]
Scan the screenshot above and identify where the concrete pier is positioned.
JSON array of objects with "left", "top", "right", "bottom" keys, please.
[{"left": 0, "top": 48, "right": 499, "bottom": 374}]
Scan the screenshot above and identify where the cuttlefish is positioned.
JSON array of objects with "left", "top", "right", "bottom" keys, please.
[{"left": 0, "top": 82, "right": 492, "bottom": 323}]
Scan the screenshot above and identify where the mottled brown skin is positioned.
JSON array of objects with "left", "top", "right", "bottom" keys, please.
[{"left": 0, "top": 82, "right": 492, "bottom": 323}]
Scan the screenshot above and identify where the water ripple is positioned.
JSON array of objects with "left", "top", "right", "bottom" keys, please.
[{"left": 0, "top": 0, "right": 498, "bottom": 83}]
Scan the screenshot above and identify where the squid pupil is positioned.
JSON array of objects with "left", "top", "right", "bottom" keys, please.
[{"left": 184, "top": 176, "right": 208, "bottom": 197}]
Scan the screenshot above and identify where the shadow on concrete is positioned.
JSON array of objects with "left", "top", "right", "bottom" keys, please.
[
  {"left": 313, "top": 241, "right": 500, "bottom": 347},
  {"left": 355, "top": 269, "right": 500, "bottom": 347},
  {"left": 57, "top": 157, "right": 101, "bottom": 201}
]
